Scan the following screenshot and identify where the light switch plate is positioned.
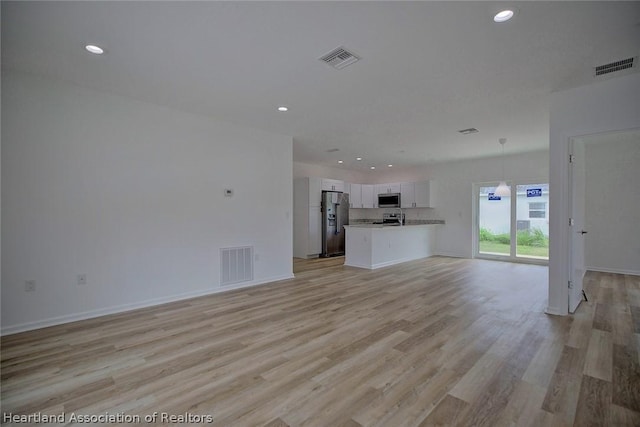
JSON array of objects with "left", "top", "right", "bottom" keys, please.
[{"left": 224, "top": 189, "right": 233, "bottom": 197}]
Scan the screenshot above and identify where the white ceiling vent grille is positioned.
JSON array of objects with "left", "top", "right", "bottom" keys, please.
[
  {"left": 458, "top": 128, "right": 479, "bottom": 135},
  {"left": 319, "top": 47, "right": 360, "bottom": 70},
  {"left": 594, "top": 57, "right": 636, "bottom": 76}
]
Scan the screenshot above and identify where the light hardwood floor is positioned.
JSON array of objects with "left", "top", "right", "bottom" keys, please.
[{"left": 2, "top": 257, "right": 639, "bottom": 426}]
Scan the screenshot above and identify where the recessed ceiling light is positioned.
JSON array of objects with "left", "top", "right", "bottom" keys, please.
[
  {"left": 493, "top": 10, "right": 514, "bottom": 23},
  {"left": 337, "top": 160, "right": 343, "bottom": 164},
  {"left": 356, "top": 157, "right": 362, "bottom": 161},
  {"left": 388, "top": 164, "right": 393, "bottom": 168},
  {"left": 277, "top": 106, "right": 288, "bottom": 112},
  {"left": 370, "top": 166, "right": 376, "bottom": 170},
  {"left": 85, "top": 44, "right": 104, "bottom": 55}
]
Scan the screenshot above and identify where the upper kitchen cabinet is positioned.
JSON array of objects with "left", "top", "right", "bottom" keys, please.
[
  {"left": 414, "top": 180, "right": 435, "bottom": 208},
  {"left": 400, "top": 181, "right": 435, "bottom": 208},
  {"left": 321, "top": 178, "right": 344, "bottom": 192},
  {"left": 400, "top": 182, "right": 415, "bottom": 208},
  {"left": 348, "top": 183, "right": 363, "bottom": 208},
  {"left": 376, "top": 183, "right": 401, "bottom": 195},
  {"left": 361, "top": 184, "right": 376, "bottom": 208}
]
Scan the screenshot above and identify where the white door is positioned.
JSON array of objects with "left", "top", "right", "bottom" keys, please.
[{"left": 569, "top": 139, "right": 586, "bottom": 313}]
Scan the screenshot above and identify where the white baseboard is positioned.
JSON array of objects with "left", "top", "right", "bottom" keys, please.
[
  {"left": 345, "top": 255, "right": 433, "bottom": 270},
  {"left": 434, "top": 251, "right": 467, "bottom": 259},
  {"left": 343, "top": 261, "right": 373, "bottom": 270},
  {"left": 545, "top": 306, "right": 568, "bottom": 316},
  {"left": 586, "top": 266, "right": 640, "bottom": 276},
  {"left": 1, "top": 274, "right": 295, "bottom": 336}
]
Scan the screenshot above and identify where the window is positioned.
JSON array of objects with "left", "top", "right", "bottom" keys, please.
[
  {"left": 529, "top": 202, "right": 546, "bottom": 219},
  {"left": 475, "top": 182, "right": 549, "bottom": 262}
]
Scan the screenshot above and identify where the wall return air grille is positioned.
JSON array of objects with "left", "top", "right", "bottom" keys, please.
[
  {"left": 594, "top": 57, "right": 635, "bottom": 76},
  {"left": 220, "top": 246, "right": 253, "bottom": 286},
  {"left": 319, "top": 46, "right": 360, "bottom": 70}
]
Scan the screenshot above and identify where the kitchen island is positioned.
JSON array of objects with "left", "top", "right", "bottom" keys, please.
[{"left": 343, "top": 223, "right": 440, "bottom": 269}]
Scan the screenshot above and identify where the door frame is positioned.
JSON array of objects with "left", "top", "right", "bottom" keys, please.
[{"left": 568, "top": 137, "right": 586, "bottom": 313}]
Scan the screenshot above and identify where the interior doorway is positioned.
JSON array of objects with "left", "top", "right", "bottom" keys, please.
[{"left": 568, "top": 128, "right": 640, "bottom": 312}]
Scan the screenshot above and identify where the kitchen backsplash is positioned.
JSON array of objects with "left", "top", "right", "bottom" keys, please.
[
  {"left": 350, "top": 218, "right": 445, "bottom": 225},
  {"left": 349, "top": 208, "right": 439, "bottom": 221}
]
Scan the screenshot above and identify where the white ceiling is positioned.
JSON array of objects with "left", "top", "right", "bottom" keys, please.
[{"left": 3, "top": 1, "right": 639, "bottom": 172}]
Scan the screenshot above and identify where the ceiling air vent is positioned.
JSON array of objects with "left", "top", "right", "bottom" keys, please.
[
  {"left": 319, "top": 47, "right": 360, "bottom": 70},
  {"left": 594, "top": 57, "right": 636, "bottom": 76},
  {"left": 458, "top": 128, "right": 479, "bottom": 135}
]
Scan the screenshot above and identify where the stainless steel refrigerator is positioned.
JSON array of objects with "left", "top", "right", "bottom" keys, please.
[{"left": 321, "top": 191, "right": 350, "bottom": 257}]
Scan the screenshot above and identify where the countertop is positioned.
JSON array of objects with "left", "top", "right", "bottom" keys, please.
[
  {"left": 347, "top": 219, "right": 445, "bottom": 227},
  {"left": 344, "top": 223, "right": 441, "bottom": 229}
]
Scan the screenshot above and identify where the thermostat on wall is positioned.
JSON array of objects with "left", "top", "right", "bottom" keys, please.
[{"left": 224, "top": 189, "right": 234, "bottom": 197}]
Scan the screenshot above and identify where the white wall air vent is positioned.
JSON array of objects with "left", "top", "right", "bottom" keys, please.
[
  {"left": 220, "top": 246, "right": 253, "bottom": 286},
  {"left": 319, "top": 47, "right": 360, "bottom": 70},
  {"left": 594, "top": 57, "right": 636, "bottom": 76},
  {"left": 458, "top": 128, "right": 479, "bottom": 135}
]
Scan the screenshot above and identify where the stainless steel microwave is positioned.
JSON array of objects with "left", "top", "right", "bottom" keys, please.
[{"left": 378, "top": 193, "right": 401, "bottom": 208}]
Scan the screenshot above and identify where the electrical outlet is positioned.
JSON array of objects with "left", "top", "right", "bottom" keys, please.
[
  {"left": 25, "top": 280, "right": 36, "bottom": 292},
  {"left": 77, "top": 274, "right": 87, "bottom": 285}
]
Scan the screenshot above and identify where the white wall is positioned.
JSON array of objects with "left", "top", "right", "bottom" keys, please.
[
  {"left": 548, "top": 72, "right": 640, "bottom": 315},
  {"left": 1, "top": 72, "right": 294, "bottom": 334},
  {"left": 293, "top": 161, "right": 368, "bottom": 184},
  {"left": 584, "top": 136, "right": 640, "bottom": 275}
]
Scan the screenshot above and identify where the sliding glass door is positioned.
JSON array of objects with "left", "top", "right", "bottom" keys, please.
[
  {"left": 478, "top": 184, "right": 511, "bottom": 257},
  {"left": 515, "top": 184, "right": 549, "bottom": 259},
  {"left": 475, "top": 182, "right": 549, "bottom": 263}
]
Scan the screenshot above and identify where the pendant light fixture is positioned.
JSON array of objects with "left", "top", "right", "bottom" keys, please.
[{"left": 495, "top": 138, "right": 511, "bottom": 197}]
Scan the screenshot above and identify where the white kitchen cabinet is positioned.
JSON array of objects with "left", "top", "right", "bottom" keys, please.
[
  {"left": 322, "top": 178, "right": 344, "bottom": 192},
  {"left": 361, "top": 184, "right": 376, "bottom": 208},
  {"left": 376, "top": 183, "right": 401, "bottom": 195},
  {"left": 400, "top": 182, "right": 415, "bottom": 208},
  {"left": 400, "top": 181, "right": 435, "bottom": 208},
  {"left": 414, "top": 180, "right": 435, "bottom": 208},
  {"left": 349, "top": 183, "right": 362, "bottom": 208}
]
